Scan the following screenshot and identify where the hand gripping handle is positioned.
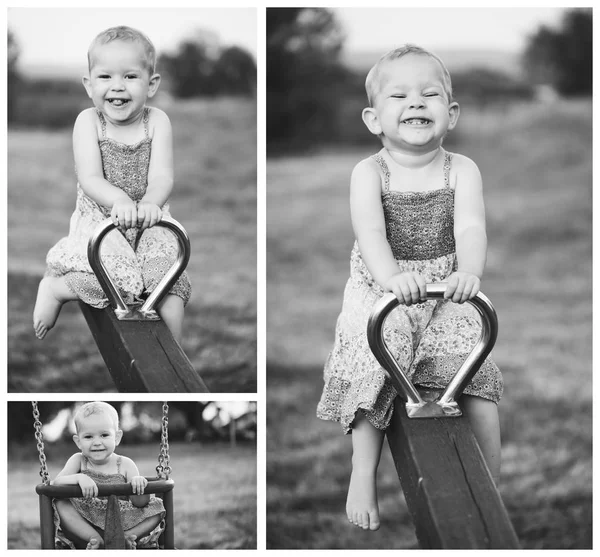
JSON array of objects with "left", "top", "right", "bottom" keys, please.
[
  {"left": 87, "top": 217, "right": 191, "bottom": 320},
  {"left": 367, "top": 283, "right": 498, "bottom": 418}
]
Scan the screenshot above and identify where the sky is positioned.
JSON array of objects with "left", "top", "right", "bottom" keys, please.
[
  {"left": 335, "top": 7, "right": 567, "bottom": 54},
  {"left": 8, "top": 7, "right": 257, "bottom": 76}
]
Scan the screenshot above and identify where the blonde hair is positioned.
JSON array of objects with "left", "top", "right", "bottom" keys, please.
[
  {"left": 88, "top": 25, "right": 156, "bottom": 74},
  {"left": 365, "top": 44, "right": 453, "bottom": 107},
  {"left": 73, "top": 402, "right": 120, "bottom": 433}
]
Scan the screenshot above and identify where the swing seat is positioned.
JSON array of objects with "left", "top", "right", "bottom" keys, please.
[{"left": 36, "top": 478, "right": 175, "bottom": 549}]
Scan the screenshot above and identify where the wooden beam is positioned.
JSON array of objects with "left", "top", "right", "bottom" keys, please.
[
  {"left": 386, "top": 397, "right": 520, "bottom": 549},
  {"left": 80, "top": 303, "right": 209, "bottom": 393}
]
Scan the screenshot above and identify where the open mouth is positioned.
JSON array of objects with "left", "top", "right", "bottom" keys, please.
[
  {"left": 107, "top": 99, "right": 130, "bottom": 107},
  {"left": 402, "top": 118, "right": 432, "bottom": 126}
]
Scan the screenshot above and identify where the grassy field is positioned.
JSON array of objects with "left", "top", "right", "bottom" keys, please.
[
  {"left": 8, "top": 97, "right": 256, "bottom": 393},
  {"left": 8, "top": 440, "right": 256, "bottom": 549},
  {"left": 266, "top": 99, "right": 592, "bottom": 549}
]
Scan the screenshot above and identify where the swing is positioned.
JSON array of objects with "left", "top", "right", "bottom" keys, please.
[{"left": 32, "top": 402, "right": 175, "bottom": 549}]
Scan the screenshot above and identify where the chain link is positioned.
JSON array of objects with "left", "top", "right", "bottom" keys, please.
[
  {"left": 31, "top": 402, "right": 50, "bottom": 485},
  {"left": 156, "top": 402, "right": 171, "bottom": 479}
]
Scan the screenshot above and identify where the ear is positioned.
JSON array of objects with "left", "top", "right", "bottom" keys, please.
[
  {"left": 447, "top": 102, "right": 460, "bottom": 131},
  {"left": 115, "top": 429, "right": 123, "bottom": 446},
  {"left": 73, "top": 434, "right": 82, "bottom": 450},
  {"left": 362, "top": 107, "right": 382, "bottom": 136},
  {"left": 82, "top": 76, "right": 93, "bottom": 99},
  {"left": 147, "top": 73, "right": 161, "bottom": 98}
]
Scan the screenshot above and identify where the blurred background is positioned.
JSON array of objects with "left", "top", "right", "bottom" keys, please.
[
  {"left": 267, "top": 7, "right": 592, "bottom": 549},
  {"left": 8, "top": 8, "right": 257, "bottom": 393},
  {"left": 8, "top": 401, "right": 257, "bottom": 549}
]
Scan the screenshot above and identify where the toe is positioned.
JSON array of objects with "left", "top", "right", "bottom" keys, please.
[{"left": 369, "top": 511, "right": 381, "bottom": 531}]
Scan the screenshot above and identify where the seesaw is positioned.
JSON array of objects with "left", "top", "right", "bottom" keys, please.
[
  {"left": 81, "top": 217, "right": 209, "bottom": 393},
  {"left": 368, "top": 284, "right": 519, "bottom": 548}
]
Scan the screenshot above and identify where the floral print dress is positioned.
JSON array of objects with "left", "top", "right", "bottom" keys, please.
[
  {"left": 45, "top": 107, "right": 191, "bottom": 308},
  {"left": 317, "top": 150, "right": 503, "bottom": 434}
]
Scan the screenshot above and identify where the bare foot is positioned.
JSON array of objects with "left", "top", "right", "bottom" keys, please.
[
  {"left": 33, "top": 277, "right": 65, "bottom": 339},
  {"left": 86, "top": 537, "right": 103, "bottom": 550},
  {"left": 125, "top": 534, "right": 137, "bottom": 550},
  {"left": 346, "top": 468, "right": 381, "bottom": 531}
]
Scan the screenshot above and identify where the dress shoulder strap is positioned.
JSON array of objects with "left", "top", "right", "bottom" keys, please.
[
  {"left": 80, "top": 453, "right": 88, "bottom": 470},
  {"left": 116, "top": 455, "right": 122, "bottom": 474},
  {"left": 96, "top": 109, "right": 107, "bottom": 139},
  {"left": 143, "top": 107, "right": 150, "bottom": 138},
  {"left": 443, "top": 151, "right": 453, "bottom": 189},
  {"left": 371, "top": 153, "right": 391, "bottom": 193}
]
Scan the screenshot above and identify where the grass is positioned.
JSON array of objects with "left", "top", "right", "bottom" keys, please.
[
  {"left": 8, "top": 439, "right": 257, "bottom": 549},
  {"left": 266, "top": 99, "right": 592, "bottom": 549},
  {"left": 8, "top": 97, "right": 256, "bottom": 393}
]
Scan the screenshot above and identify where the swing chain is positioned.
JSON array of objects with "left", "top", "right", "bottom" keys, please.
[
  {"left": 156, "top": 402, "right": 171, "bottom": 479},
  {"left": 31, "top": 402, "right": 50, "bottom": 485}
]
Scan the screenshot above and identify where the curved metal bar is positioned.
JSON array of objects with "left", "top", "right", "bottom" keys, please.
[
  {"left": 87, "top": 217, "right": 191, "bottom": 320},
  {"left": 367, "top": 283, "right": 498, "bottom": 417},
  {"left": 36, "top": 478, "right": 175, "bottom": 498}
]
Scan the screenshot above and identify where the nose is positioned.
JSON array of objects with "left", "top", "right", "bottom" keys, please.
[
  {"left": 110, "top": 77, "right": 125, "bottom": 91},
  {"left": 408, "top": 97, "right": 425, "bottom": 109}
]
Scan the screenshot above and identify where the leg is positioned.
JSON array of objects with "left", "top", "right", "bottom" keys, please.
[
  {"left": 124, "top": 514, "right": 163, "bottom": 549},
  {"left": 347, "top": 411, "right": 385, "bottom": 531},
  {"left": 33, "top": 276, "right": 79, "bottom": 340},
  {"left": 461, "top": 395, "right": 501, "bottom": 484},
  {"left": 156, "top": 294, "right": 184, "bottom": 344},
  {"left": 54, "top": 499, "right": 104, "bottom": 549}
]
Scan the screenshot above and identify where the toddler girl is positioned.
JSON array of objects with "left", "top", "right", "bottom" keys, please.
[
  {"left": 317, "top": 45, "right": 503, "bottom": 532},
  {"left": 52, "top": 401, "right": 165, "bottom": 549},
  {"left": 33, "top": 26, "right": 191, "bottom": 343}
]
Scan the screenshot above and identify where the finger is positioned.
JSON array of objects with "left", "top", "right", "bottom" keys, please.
[
  {"left": 443, "top": 277, "right": 453, "bottom": 299},
  {"left": 407, "top": 277, "right": 421, "bottom": 304},
  {"left": 137, "top": 207, "right": 146, "bottom": 224},
  {"left": 391, "top": 285, "right": 406, "bottom": 305},
  {"left": 416, "top": 277, "right": 427, "bottom": 301},
  {"left": 452, "top": 282, "right": 465, "bottom": 303},
  {"left": 399, "top": 283, "right": 413, "bottom": 305}
]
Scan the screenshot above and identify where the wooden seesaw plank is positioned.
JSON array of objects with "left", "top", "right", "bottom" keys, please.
[
  {"left": 80, "top": 303, "right": 209, "bottom": 393},
  {"left": 386, "top": 397, "right": 519, "bottom": 549}
]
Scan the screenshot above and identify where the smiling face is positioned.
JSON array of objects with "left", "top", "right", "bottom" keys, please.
[
  {"left": 363, "top": 54, "right": 459, "bottom": 154},
  {"left": 83, "top": 40, "right": 160, "bottom": 126},
  {"left": 74, "top": 411, "right": 122, "bottom": 466}
]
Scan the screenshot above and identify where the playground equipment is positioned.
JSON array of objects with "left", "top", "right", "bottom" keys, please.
[
  {"left": 32, "top": 401, "right": 175, "bottom": 549},
  {"left": 368, "top": 284, "right": 520, "bottom": 549},
  {"left": 82, "top": 217, "right": 209, "bottom": 392}
]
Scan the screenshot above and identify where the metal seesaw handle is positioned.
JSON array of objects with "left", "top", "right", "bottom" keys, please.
[
  {"left": 367, "top": 283, "right": 498, "bottom": 418},
  {"left": 87, "top": 216, "right": 191, "bottom": 319}
]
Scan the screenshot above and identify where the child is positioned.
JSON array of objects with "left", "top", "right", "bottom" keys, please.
[
  {"left": 33, "top": 26, "right": 191, "bottom": 343},
  {"left": 316, "top": 45, "right": 503, "bottom": 532},
  {"left": 52, "top": 402, "right": 165, "bottom": 549}
]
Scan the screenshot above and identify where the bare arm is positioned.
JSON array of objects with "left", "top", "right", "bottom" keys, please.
[
  {"left": 121, "top": 456, "right": 150, "bottom": 507},
  {"left": 51, "top": 453, "right": 84, "bottom": 485},
  {"left": 73, "top": 109, "right": 132, "bottom": 208},
  {"left": 351, "top": 158, "right": 400, "bottom": 285},
  {"left": 141, "top": 108, "right": 174, "bottom": 207},
  {"left": 453, "top": 155, "right": 487, "bottom": 278},
  {"left": 445, "top": 155, "right": 488, "bottom": 303}
]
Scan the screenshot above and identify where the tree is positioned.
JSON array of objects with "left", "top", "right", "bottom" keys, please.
[
  {"left": 159, "top": 30, "right": 256, "bottom": 98},
  {"left": 8, "top": 28, "right": 21, "bottom": 123},
  {"left": 267, "top": 8, "right": 348, "bottom": 152},
  {"left": 523, "top": 8, "right": 592, "bottom": 96}
]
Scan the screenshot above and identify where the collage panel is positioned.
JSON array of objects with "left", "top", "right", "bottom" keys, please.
[
  {"left": 7, "top": 7, "right": 257, "bottom": 394},
  {"left": 8, "top": 400, "right": 257, "bottom": 549},
  {"left": 266, "top": 6, "right": 592, "bottom": 550}
]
